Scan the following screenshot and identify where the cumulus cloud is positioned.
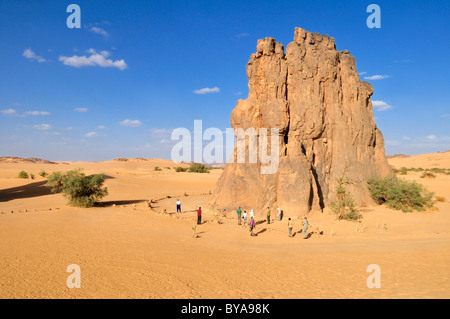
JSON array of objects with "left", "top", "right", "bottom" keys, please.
[
  {"left": 364, "top": 74, "right": 392, "bottom": 80},
  {"left": 89, "top": 26, "right": 108, "bottom": 37},
  {"left": 1, "top": 108, "right": 18, "bottom": 115},
  {"left": 97, "top": 125, "right": 107, "bottom": 129},
  {"left": 74, "top": 107, "right": 88, "bottom": 112},
  {"left": 23, "top": 48, "right": 46, "bottom": 63},
  {"left": 59, "top": 49, "right": 127, "bottom": 70},
  {"left": 84, "top": 132, "right": 99, "bottom": 138},
  {"left": 120, "top": 119, "right": 142, "bottom": 127},
  {"left": 372, "top": 100, "right": 393, "bottom": 111},
  {"left": 34, "top": 124, "right": 52, "bottom": 130},
  {"left": 24, "top": 111, "right": 50, "bottom": 116},
  {"left": 1, "top": 108, "right": 50, "bottom": 116},
  {"left": 193, "top": 87, "right": 220, "bottom": 94}
]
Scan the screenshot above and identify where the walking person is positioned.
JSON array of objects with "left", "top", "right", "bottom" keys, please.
[
  {"left": 176, "top": 199, "right": 181, "bottom": 213},
  {"left": 302, "top": 216, "right": 309, "bottom": 239},
  {"left": 249, "top": 209, "right": 255, "bottom": 220},
  {"left": 288, "top": 218, "right": 293, "bottom": 237},
  {"left": 243, "top": 210, "right": 248, "bottom": 226},
  {"left": 266, "top": 207, "right": 271, "bottom": 224},
  {"left": 248, "top": 216, "right": 256, "bottom": 236},
  {"left": 197, "top": 207, "right": 202, "bottom": 225},
  {"left": 237, "top": 206, "right": 242, "bottom": 225}
]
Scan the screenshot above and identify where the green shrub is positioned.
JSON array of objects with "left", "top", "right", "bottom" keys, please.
[
  {"left": 367, "top": 175, "right": 434, "bottom": 212},
  {"left": 46, "top": 169, "right": 108, "bottom": 207},
  {"left": 329, "top": 177, "right": 359, "bottom": 220},
  {"left": 175, "top": 167, "right": 188, "bottom": 172},
  {"left": 30, "top": 174, "right": 35, "bottom": 180},
  {"left": 39, "top": 170, "right": 48, "bottom": 178},
  {"left": 154, "top": 166, "right": 162, "bottom": 171},
  {"left": 188, "top": 163, "right": 210, "bottom": 173},
  {"left": 18, "top": 170, "right": 29, "bottom": 179},
  {"left": 420, "top": 172, "right": 436, "bottom": 179}
]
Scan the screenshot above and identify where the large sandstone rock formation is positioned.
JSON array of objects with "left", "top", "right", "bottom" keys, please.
[{"left": 209, "top": 27, "right": 391, "bottom": 215}]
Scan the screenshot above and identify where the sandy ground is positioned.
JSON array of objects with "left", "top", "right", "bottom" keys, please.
[{"left": 0, "top": 154, "right": 449, "bottom": 299}]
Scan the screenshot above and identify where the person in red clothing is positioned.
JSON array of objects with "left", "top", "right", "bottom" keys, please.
[{"left": 197, "top": 207, "right": 202, "bottom": 225}]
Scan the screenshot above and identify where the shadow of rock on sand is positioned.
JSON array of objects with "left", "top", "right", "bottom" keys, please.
[
  {"left": 96, "top": 200, "right": 147, "bottom": 207},
  {"left": 0, "top": 181, "right": 53, "bottom": 202}
]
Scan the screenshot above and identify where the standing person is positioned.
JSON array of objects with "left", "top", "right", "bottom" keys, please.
[
  {"left": 237, "top": 207, "right": 242, "bottom": 225},
  {"left": 176, "top": 199, "right": 181, "bottom": 213},
  {"left": 302, "top": 216, "right": 309, "bottom": 239},
  {"left": 249, "top": 209, "right": 255, "bottom": 220},
  {"left": 277, "top": 207, "right": 282, "bottom": 221},
  {"left": 288, "top": 218, "right": 293, "bottom": 237},
  {"left": 266, "top": 207, "right": 271, "bottom": 224},
  {"left": 243, "top": 210, "right": 248, "bottom": 226},
  {"left": 248, "top": 216, "right": 256, "bottom": 236},
  {"left": 197, "top": 207, "right": 202, "bottom": 225}
]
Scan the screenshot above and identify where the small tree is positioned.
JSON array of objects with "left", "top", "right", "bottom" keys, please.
[
  {"left": 18, "top": 170, "right": 29, "bottom": 179},
  {"left": 46, "top": 169, "right": 108, "bottom": 207},
  {"left": 329, "top": 177, "right": 359, "bottom": 220},
  {"left": 368, "top": 175, "right": 434, "bottom": 212},
  {"left": 39, "top": 170, "right": 48, "bottom": 178},
  {"left": 175, "top": 167, "right": 188, "bottom": 172},
  {"left": 188, "top": 163, "right": 210, "bottom": 173}
]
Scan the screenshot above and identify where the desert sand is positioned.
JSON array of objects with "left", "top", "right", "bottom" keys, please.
[{"left": 0, "top": 153, "right": 449, "bottom": 299}]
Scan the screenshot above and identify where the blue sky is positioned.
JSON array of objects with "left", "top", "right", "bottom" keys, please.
[{"left": 0, "top": 0, "right": 449, "bottom": 161}]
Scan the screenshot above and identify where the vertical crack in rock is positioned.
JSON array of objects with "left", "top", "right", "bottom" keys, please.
[{"left": 209, "top": 28, "right": 391, "bottom": 216}]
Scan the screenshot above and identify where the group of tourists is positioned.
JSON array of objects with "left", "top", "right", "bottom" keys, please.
[
  {"left": 237, "top": 206, "right": 309, "bottom": 239},
  {"left": 176, "top": 199, "right": 309, "bottom": 239}
]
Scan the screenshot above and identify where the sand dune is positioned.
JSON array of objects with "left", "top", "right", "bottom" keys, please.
[{"left": 0, "top": 155, "right": 449, "bottom": 298}]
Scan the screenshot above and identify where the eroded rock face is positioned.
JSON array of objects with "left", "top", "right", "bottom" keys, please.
[{"left": 209, "top": 28, "right": 391, "bottom": 215}]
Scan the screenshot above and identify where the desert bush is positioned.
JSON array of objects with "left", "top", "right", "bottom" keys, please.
[
  {"left": 188, "top": 163, "right": 210, "bottom": 173},
  {"left": 420, "top": 172, "right": 436, "bottom": 179},
  {"left": 329, "top": 177, "right": 360, "bottom": 220},
  {"left": 436, "top": 196, "right": 445, "bottom": 202},
  {"left": 367, "top": 175, "right": 434, "bottom": 212},
  {"left": 154, "top": 166, "right": 162, "bottom": 171},
  {"left": 46, "top": 169, "right": 108, "bottom": 207},
  {"left": 30, "top": 174, "right": 35, "bottom": 180},
  {"left": 46, "top": 171, "right": 64, "bottom": 193},
  {"left": 175, "top": 167, "right": 188, "bottom": 172},
  {"left": 18, "top": 170, "right": 29, "bottom": 179},
  {"left": 39, "top": 170, "right": 48, "bottom": 178}
]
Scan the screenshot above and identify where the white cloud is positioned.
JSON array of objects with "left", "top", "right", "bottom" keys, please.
[
  {"left": 120, "top": 119, "right": 143, "bottom": 127},
  {"left": 34, "top": 124, "right": 52, "bottom": 130},
  {"left": 59, "top": 49, "right": 127, "bottom": 70},
  {"left": 193, "top": 87, "right": 220, "bottom": 94},
  {"left": 358, "top": 72, "right": 367, "bottom": 75},
  {"left": 23, "top": 48, "right": 46, "bottom": 63},
  {"left": 236, "top": 33, "right": 250, "bottom": 38},
  {"left": 84, "top": 132, "right": 99, "bottom": 138},
  {"left": 97, "top": 125, "right": 107, "bottom": 129},
  {"left": 1, "top": 108, "right": 18, "bottom": 115},
  {"left": 89, "top": 26, "right": 108, "bottom": 37},
  {"left": 74, "top": 107, "right": 88, "bottom": 112},
  {"left": 24, "top": 111, "right": 50, "bottom": 116},
  {"left": 426, "top": 135, "right": 437, "bottom": 140},
  {"left": 372, "top": 100, "right": 393, "bottom": 111},
  {"left": 364, "top": 74, "right": 392, "bottom": 80},
  {"left": 1, "top": 108, "right": 50, "bottom": 116},
  {"left": 440, "top": 114, "right": 450, "bottom": 118}
]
